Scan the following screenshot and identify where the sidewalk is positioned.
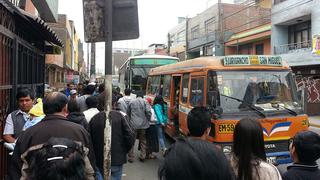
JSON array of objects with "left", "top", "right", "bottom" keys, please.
[{"left": 308, "top": 115, "right": 320, "bottom": 128}]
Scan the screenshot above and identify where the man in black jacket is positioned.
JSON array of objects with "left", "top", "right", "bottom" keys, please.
[
  {"left": 9, "top": 92, "right": 97, "bottom": 180},
  {"left": 90, "top": 94, "right": 135, "bottom": 180},
  {"left": 283, "top": 131, "right": 320, "bottom": 180}
]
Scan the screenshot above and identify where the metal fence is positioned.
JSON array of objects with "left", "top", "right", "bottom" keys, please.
[
  {"left": 0, "top": 2, "right": 45, "bottom": 178},
  {"left": 274, "top": 41, "right": 312, "bottom": 55}
]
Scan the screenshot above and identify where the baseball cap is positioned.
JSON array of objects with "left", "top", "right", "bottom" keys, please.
[{"left": 70, "top": 89, "right": 77, "bottom": 95}]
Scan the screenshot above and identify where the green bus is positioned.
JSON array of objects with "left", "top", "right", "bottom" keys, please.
[{"left": 118, "top": 54, "right": 179, "bottom": 96}]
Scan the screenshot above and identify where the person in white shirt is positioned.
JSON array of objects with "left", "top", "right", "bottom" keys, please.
[
  {"left": 3, "top": 88, "right": 34, "bottom": 143},
  {"left": 83, "top": 96, "right": 99, "bottom": 123}
]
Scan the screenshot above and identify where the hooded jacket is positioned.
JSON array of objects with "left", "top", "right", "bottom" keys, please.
[
  {"left": 67, "top": 112, "right": 89, "bottom": 131},
  {"left": 118, "top": 96, "right": 132, "bottom": 113}
]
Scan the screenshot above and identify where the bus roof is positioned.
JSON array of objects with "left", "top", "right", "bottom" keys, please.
[
  {"left": 128, "top": 54, "right": 179, "bottom": 60},
  {"left": 149, "top": 56, "right": 290, "bottom": 75},
  {"left": 120, "top": 54, "right": 179, "bottom": 69}
]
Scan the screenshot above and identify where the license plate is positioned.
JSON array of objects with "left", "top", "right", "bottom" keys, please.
[{"left": 267, "top": 156, "right": 277, "bottom": 164}]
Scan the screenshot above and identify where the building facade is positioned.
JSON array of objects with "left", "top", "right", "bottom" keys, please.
[
  {"left": 225, "top": 24, "right": 271, "bottom": 55},
  {"left": 168, "top": 18, "right": 187, "bottom": 61},
  {"left": 271, "top": 0, "right": 320, "bottom": 115},
  {"left": 184, "top": 2, "right": 270, "bottom": 59},
  {"left": 46, "top": 14, "right": 82, "bottom": 90}
]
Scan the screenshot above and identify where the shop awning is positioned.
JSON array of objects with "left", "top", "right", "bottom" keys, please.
[{"left": 0, "top": 0, "right": 63, "bottom": 47}]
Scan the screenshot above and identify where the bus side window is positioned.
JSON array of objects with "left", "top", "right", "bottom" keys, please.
[
  {"left": 163, "top": 75, "right": 171, "bottom": 99},
  {"left": 151, "top": 75, "right": 161, "bottom": 95},
  {"left": 181, "top": 74, "right": 190, "bottom": 104},
  {"left": 146, "top": 77, "right": 152, "bottom": 94},
  {"left": 207, "top": 72, "right": 219, "bottom": 107},
  {"left": 190, "top": 77, "right": 204, "bottom": 107}
]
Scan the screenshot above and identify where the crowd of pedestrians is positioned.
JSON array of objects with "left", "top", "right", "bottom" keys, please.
[{"left": 2, "top": 84, "right": 320, "bottom": 180}]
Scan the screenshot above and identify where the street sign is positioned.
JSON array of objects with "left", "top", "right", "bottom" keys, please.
[{"left": 83, "top": 0, "right": 139, "bottom": 42}]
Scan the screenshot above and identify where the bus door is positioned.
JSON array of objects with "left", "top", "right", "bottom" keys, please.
[
  {"left": 179, "top": 73, "right": 206, "bottom": 135},
  {"left": 169, "top": 74, "right": 182, "bottom": 135}
]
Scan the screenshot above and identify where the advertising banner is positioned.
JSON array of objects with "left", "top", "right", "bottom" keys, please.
[{"left": 312, "top": 34, "right": 320, "bottom": 56}]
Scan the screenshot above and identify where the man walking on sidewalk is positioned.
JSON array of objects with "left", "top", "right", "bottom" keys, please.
[
  {"left": 89, "top": 95, "right": 135, "bottom": 180},
  {"left": 127, "top": 94, "right": 152, "bottom": 162}
]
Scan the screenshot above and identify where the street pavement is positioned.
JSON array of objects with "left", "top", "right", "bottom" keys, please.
[
  {"left": 122, "top": 116, "right": 320, "bottom": 179},
  {"left": 122, "top": 141, "right": 165, "bottom": 180}
]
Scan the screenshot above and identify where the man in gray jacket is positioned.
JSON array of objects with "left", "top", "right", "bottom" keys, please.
[
  {"left": 127, "top": 94, "right": 151, "bottom": 162},
  {"left": 118, "top": 88, "right": 133, "bottom": 113}
]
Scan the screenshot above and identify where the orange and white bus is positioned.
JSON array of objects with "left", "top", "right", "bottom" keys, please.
[{"left": 146, "top": 55, "right": 309, "bottom": 165}]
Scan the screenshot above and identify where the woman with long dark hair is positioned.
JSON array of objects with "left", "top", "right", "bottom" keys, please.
[
  {"left": 153, "top": 95, "right": 168, "bottom": 154},
  {"left": 22, "top": 137, "right": 90, "bottom": 180},
  {"left": 231, "top": 118, "right": 281, "bottom": 180}
]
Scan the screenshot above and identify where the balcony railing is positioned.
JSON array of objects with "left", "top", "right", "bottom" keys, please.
[{"left": 274, "top": 41, "right": 312, "bottom": 55}]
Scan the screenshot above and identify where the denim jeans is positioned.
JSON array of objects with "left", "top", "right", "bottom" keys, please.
[
  {"left": 157, "top": 124, "right": 166, "bottom": 150},
  {"left": 96, "top": 170, "right": 103, "bottom": 180},
  {"left": 111, "top": 165, "right": 123, "bottom": 180}
]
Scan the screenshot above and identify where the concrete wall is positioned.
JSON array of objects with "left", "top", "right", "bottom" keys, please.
[
  {"left": 31, "top": 0, "right": 58, "bottom": 22},
  {"left": 225, "top": 38, "right": 271, "bottom": 55},
  {"left": 187, "top": 4, "right": 218, "bottom": 52},
  {"left": 272, "top": 0, "right": 313, "bottom": 25},
  {"left": 168, "top": 21, "right": 186, "bottom": 48},
  {"left": 185, "top": 3, "right": 270, "bottom": 57},
  {"left": 45, "top": 54, "right": 64, "bottom": 67}
]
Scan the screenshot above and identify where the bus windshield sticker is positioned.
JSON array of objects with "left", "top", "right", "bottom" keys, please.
[
  {"left": 218, "top": 124, "right": 235, "bottom": 134},
  {"left": 217, "top": 75, "right": 223, "bottom": 85},
  {"left": 223, "top": 56, "right": 282, "bottom": 66},
  {"left": 183, "top": 88, "right": 188, "bottom": 97}
]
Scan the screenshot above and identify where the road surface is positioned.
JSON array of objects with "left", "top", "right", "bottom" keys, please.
[{"left": 122, "top": 124, "right": 320, "bottom": 179}]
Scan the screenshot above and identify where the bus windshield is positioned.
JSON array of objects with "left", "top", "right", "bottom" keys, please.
[
  {"left": 131, "top": 67, "right": 151, "bottom": 92},
  {"left": 207, "top": 70, "right": 302, "bottom": 114}
]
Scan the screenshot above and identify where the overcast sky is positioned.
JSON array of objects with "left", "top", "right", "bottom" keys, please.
[{"left": 58, "top": 0, "right": 233, "bottom": 72}]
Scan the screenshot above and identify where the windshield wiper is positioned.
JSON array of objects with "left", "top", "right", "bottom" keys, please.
[
  {"left": 273, "top": 103, "right": 298, "bottom": 116},
  {"left": 220, "top": 94, "right": 266, "bottom": 118}
]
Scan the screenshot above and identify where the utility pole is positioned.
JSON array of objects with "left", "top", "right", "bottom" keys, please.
[
  {"left": 90, "top": 43, "right": 96, "bottom": 78},
  {"left": 185, "top": 17, "right": 189, "bottom": 60},
  {"left": 82, "top": 1, "right": 139, "bottom": 178},
  {"left": 218, "top": 0, "right": 224, "bottom": 56},
  {"left": 87, "top": 43, "right": 90, "bottom": 78},
  {"left": 167, "top": 33, "right": 171, "bottom": 55},
  {"left": 103, "top": 0, "right": 112, "bottom": 179}
]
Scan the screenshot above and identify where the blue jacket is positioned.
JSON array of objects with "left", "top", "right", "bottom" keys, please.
[{"left": 154, "top": 104, "right": 168, "bottom": 124}]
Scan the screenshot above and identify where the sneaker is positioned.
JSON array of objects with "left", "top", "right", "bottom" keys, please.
[
  {"left": 161, "top": 148, "right": 168, "bottom": 156},
  {"left": 147, "top": 154, "right": 157, "bottom": 159}
]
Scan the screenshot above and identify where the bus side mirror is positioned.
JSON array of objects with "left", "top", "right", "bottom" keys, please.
[{"left": 125, "top": 70, "right": 129, "bottom": 81}]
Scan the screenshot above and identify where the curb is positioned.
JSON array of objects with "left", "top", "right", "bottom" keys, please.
[{"left": 309, "top": 123, "right": 320, "bottom": 128}]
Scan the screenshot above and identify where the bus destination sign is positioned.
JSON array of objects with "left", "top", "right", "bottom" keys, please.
[{"left": 223, "top": 56, "right": 282, "bottom": 66}]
